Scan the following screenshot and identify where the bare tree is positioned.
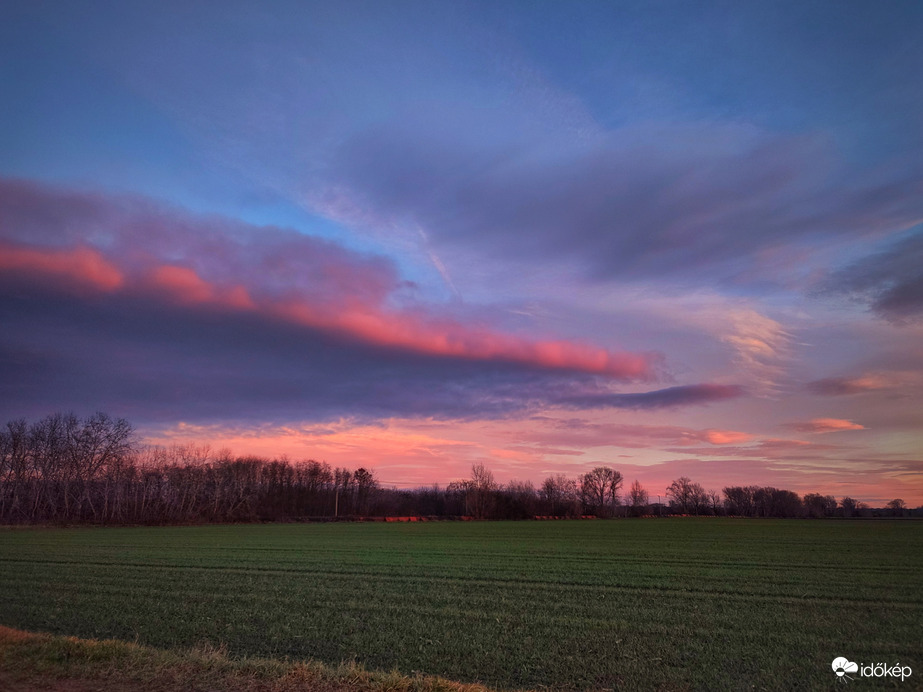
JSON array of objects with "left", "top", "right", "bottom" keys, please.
[
  {"left": 540, "top": 474, "right": 578, "bottom": 517},
  {"left": 628, "top": 480, "right": 648, "bottom": 517},
  {"left": 666, "top": 477, "right": 695, "bottom": 514},
  {"left": 689, "top": 484, "right": 708, "bottom": 515},
  {"left": 580, "top": 466, "right": 623, "bottom": 517},
  {"left": 468, "top": 463, "right": 497, "bottom": 519},
  {"left": 333, "top": 467, "right": 353, "bottom": 516},
  {"left": 503, "top": 480, "right": 538, "bottom": 518},
  {"left": 723, "top": 486, "right": 756, "bottom": 516},
  {"left": 887, "top": 498, "right": 907, "bottom": 516},
  {"left": 353, "top": 467, "right": 378, "bottom": 516},
  {"left": 803, "top": 493, "right": 837, "bottom": 518},
  {"left": 839, "top": 497, "right": 859, "bottom": 517},
  {"left": 0, "top": 419, "right": 28, "bottom": 520},
  {"left": 71, "top": 412, "right": 134, "bottom": 521},
  {"left": 446, "top": 479, "right": 474, "bottom": 516}
]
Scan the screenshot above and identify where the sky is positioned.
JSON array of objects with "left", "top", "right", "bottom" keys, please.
[{"left": 1, "top": 0, "right": 921, "bottom": 505}]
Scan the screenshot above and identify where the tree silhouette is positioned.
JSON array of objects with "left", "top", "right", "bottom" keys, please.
[{"left": 580, "top": 467, "right": 623, "bottom": 517}]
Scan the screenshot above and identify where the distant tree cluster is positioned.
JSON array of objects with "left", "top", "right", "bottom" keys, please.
[
  {"left": 0, "top": 413, "right": 378, "bottom": 524},
  {"left": 436, "top": 464, "right": 622, "bottom": 519},
  {"left": 1, "top": 413, "right": 918, "bottom": 525},
  {"left": 661, "top": 477, "right": 910, "bottom": 519}
]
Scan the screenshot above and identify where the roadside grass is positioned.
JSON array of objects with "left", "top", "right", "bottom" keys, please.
[
  {"left": 0, "top": 624, "right": 492, "bottom": 692},
  {"left": 0, "top": 519, "right": 920, "bottom": 690}
]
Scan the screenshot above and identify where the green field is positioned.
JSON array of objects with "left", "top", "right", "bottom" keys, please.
[{"left": 0, "top": 519, "right": 920, "bottom": 690}]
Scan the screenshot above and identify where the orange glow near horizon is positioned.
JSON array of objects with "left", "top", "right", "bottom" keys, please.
[
  {"left": 3, "top": 238, "right": 919, "bottom": 508},
  {"left": 143, "top": 415, "right": 923, "bottom": 506}
]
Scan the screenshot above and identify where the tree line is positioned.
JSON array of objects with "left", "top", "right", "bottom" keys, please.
[{"left": 0, "top": 413, "right": 916, "bottom": 524}]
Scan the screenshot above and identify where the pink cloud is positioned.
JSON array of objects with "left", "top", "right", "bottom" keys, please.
[
  {"left": 0, "top": 242, "right": 124, "bottom": 292},
  {"left": 702, "top": 429, "right": 755, "bottom": 445},
  {"left": 806, "top": 372, "right": 923, "bottom": 397},
  {"left": 504, "top": 418, "right": 754, "bottom": 451},
  {"left": 0, "top": 179, "right": 660, "bottom": 380},
  {"left": 146, "top": 265, "right": 256, "bottom": 309},
  {"left": 790, "top": 418, "right": 866, "bottom": 434},
  {"left": 270, "top": 296, "right": 654, "bottom": 377}
]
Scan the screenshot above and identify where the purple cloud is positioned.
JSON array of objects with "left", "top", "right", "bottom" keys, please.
[
  {"left": 0, "top": 178, "right": 737, "bottom": 425},
  {"left": 0, "top": 178, "right": 662, "bottom": 379},
  {"left": 319, "top": 122, "right": 923, "bottom": 286},
  {"left": 558, "top": 384, "right": 745, "bottom": 410},
  {"left": 0, "top": 278, "right": 738, "bottom": 424},
  {"left": 825, "top": 230, "right": 923, "bottom": 323}
]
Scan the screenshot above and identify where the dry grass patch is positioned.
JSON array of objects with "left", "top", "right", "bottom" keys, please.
[{"left": 0, "top": 625, "right": 495, "bottom": 692}]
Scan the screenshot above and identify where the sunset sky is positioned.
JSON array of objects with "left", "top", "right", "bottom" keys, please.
[{"left": 1, "top": 1, "right": 921, "bottom": 505}]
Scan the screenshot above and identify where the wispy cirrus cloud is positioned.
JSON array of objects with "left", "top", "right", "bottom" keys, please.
[
  {"left": 806, "top": 372, "right": 906, "bottom": 396},
  {"left": 719, "top": 309, "right": 793, "bottom": 395},
  {"left": 502, "top": 418, "right": 756, "bottom": 451},
  {"left": 319, "top": 121, "right": 923, "bottom": 290}
]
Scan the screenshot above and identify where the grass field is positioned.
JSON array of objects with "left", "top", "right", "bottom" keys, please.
[{"left": 0, "top": 519, "right": 920, "bottom": 690}]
